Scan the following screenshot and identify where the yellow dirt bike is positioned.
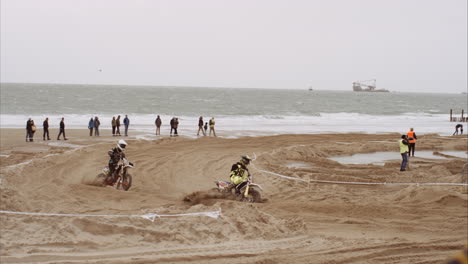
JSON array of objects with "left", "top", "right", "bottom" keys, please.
[{"left": 214, "top": 179, "right": 262, "bottom": 203}]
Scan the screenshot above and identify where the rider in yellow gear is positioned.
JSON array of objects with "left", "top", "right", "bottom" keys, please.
[{"left": 227, "top": 155, "right": 252, "bottom": 192}]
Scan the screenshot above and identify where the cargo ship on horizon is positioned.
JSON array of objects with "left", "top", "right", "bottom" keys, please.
[{"left": 352, "top": 79, "right": 389, "bottom": 92}]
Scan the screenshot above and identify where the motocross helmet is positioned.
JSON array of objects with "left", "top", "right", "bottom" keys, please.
[
  {"left": 241, "top": 155, "right": 252, "bottom": 165},
  {"left": 117, "top": 139, "right": 128, "bottom": 151}
]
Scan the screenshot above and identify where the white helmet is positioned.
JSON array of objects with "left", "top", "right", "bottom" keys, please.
[{"left": 117, "top": 139, "right": 128, "bottom": 151}]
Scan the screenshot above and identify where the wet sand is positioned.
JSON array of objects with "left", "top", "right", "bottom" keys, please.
[{"left": 1, "top": 128, "right": 467, "bottom": 263}]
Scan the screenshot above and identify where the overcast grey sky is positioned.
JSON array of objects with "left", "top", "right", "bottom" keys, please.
[{"left": 1, "top": 0, "right": 466, "bottom": 93}]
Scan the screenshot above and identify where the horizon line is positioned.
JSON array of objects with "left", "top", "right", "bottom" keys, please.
[{"left": 0, "top": 82, "right": 465, "bottom": 94}]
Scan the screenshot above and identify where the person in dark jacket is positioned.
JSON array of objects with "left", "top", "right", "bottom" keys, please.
[
  {"left": 94, "top": 116, "right": 100, "bottom": 136},
  {"left": 57, "top": 117, "right": 67, "bottom": 140},
  {"left": 111, "top": 116, "right": 116, "bottom": 136},
  {"left": 123, "top": 115, "right": 130, "bottom": 136},
  {"left": 174, "top": 118, "right": 179, "bottom": 136},
  {"left": 170, "top": 117, "right": 175, "bottom": 136},
  {"left": 204, "top": 122, "right": 208, "bottom": 134},
  {"left": 43, "top": 117, "right": 50, "bottom": 140},
  {"left": 88, "top": 117, "right": 95, "bottom": 136},
  {"left": 155, "top": 115, "right": 162, "bottom": 135},
  {"left": 453, "top": 124, "right": 464, "bottom": 135},
  {"left": 26, "top": 118, "right": 32, "bottom": 142},
  {"left": 197, "top": 116, "right": 206, "bottom": 136},
  {"left": 116, "top": 115, "right": 121, "bottom": 136}
]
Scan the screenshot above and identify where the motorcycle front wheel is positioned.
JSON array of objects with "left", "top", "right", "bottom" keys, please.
[
  {"left": 243, "top": 189, "right": 261, "bottom": 203},
  {"left": 116, "top": 174, "right": 132, "bottom": 191}
]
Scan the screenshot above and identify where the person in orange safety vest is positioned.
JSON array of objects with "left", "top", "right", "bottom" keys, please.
[{"left": 406, "top": 128, "right": 417, "bottom": 157}]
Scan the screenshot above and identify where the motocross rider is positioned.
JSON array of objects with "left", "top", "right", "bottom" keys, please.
[
  {"left": 107, "top": 139, "right": 128, "bottom": 181},
  {"left": 227, "top": 155, "right": 252, "bottom": 193}
]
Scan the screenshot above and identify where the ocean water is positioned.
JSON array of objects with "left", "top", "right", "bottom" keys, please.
[{"left": 1, "top": 83, "right": 467, "bottom": 137}]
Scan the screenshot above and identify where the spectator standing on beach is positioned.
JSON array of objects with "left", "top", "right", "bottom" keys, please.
[
  {"left": 43, "top": 117, "right": 50, "bottom": 140},
  {"left": 111, "top": 117, "right": 116, "bottom": 136},
  {"left": 399, "top": 134, "right": 409, "bottom": 171},
  {"left": 453, "top": 124, "right": 464, "bottom": 135},
  {"left": 170, "top": 117, "right": 175, "bottom": 136},
  {"left": 30, "top": 120, "right": 36, "bottom": 142},
  {"left": 204, "top": 122, "right": 208, "bottom": 134},
  {"left": 197, "top": 116, "right": 206, "bottom": 136},
  {"left": 209, "top": 117, "right": 216, "bottom": 137},
  {"left": 406, "top": 128, "right": 417, "bottom": 157},
  {"left": 174, "top": 118, "right": 179, "bottom": 136},
  {"left": 123, "top": 115, "right": 130, "bottom": 136},
  {"left": 57, "top": 117, "right": 67, "bottom": 140},
  {"left": 94, "top": 116, "right": 100, "bottom": 136},
  {"left": 116, "top": 115, "right": 121, "bottom": 136},
  {"left": 88, "top": 117, "right": 95, "bottom": 136},
  {"left": 25, "top": 118, "right": 32, "bottom": 142},
  {"left": 155, "top": 115, "right": 162, "bottom": 135}
]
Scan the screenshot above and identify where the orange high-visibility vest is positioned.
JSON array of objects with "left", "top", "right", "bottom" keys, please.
[{"left": 407, "top": 131, "right": 416, "bottom": 143}]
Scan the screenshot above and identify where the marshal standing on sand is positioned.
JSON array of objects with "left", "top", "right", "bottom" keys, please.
[
  {"left": 399, "top": 135, "right": 409, "bottom": 171},
  {"left": 406, "top": 128, "right": 417, "bottom": 157}
]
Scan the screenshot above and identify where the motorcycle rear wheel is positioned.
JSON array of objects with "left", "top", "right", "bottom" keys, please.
[
  {"left": 95, "top": 173, "right": 108, "bottom": 186},
  {"left": 116, "top": 174, "right": 132, "bottom": 191}
]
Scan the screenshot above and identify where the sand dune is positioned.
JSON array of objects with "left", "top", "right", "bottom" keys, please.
[{"left": 1, "top": 129, "right": 467, "bottom": 263}]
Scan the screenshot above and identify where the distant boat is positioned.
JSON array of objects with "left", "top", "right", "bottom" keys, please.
[
  {"left": 308, "top": 86, "right": 313, "bottom": 91},
  {"left": 352, "top": 79, "right": 388, "bottom": 92}
]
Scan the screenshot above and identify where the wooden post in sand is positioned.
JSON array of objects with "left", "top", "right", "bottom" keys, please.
[
  {"left": 450, "top": 109, "right": 453, "bottom": 121},
  {"left": 462, "top": 109, "right": 465, "bottom": 122}
]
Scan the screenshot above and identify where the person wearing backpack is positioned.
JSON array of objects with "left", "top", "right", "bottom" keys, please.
[{"left": 209, "top": 117, "right": 216, "bottom": 137}]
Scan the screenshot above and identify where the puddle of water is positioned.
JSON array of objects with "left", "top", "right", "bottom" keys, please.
[
  {"left": 284, "top": 161, "right": 313, "bottom": 168},
  {"left": 47, "top": 142, "right": 84, "bottom": 148},
  {"left": 329, "top": 150, "right": 465, "bottom": 165},
  {"left": 439, "top": 151, "right": 467, "bottom": 159}
]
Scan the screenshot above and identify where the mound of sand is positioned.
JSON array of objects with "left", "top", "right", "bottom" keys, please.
[{"left": 0, "top": 129, "right": 467, "bottom": 263}]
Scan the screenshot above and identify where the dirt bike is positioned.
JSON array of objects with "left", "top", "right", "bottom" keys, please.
[
  {"left": 214, "top": 179, "right": 262, "bottom": 203},
  {"left": 96, "top": 158, "right": 134, "bottom": 191}
]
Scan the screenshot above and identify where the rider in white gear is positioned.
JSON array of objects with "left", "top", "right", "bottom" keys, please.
[{"left": 108, "top": 140, "right": 128, "bottom": 179}]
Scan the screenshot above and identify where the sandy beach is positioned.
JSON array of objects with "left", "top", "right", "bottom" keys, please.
[{"left": 0, "top": 128, "right": 467, "bottom": 263}]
